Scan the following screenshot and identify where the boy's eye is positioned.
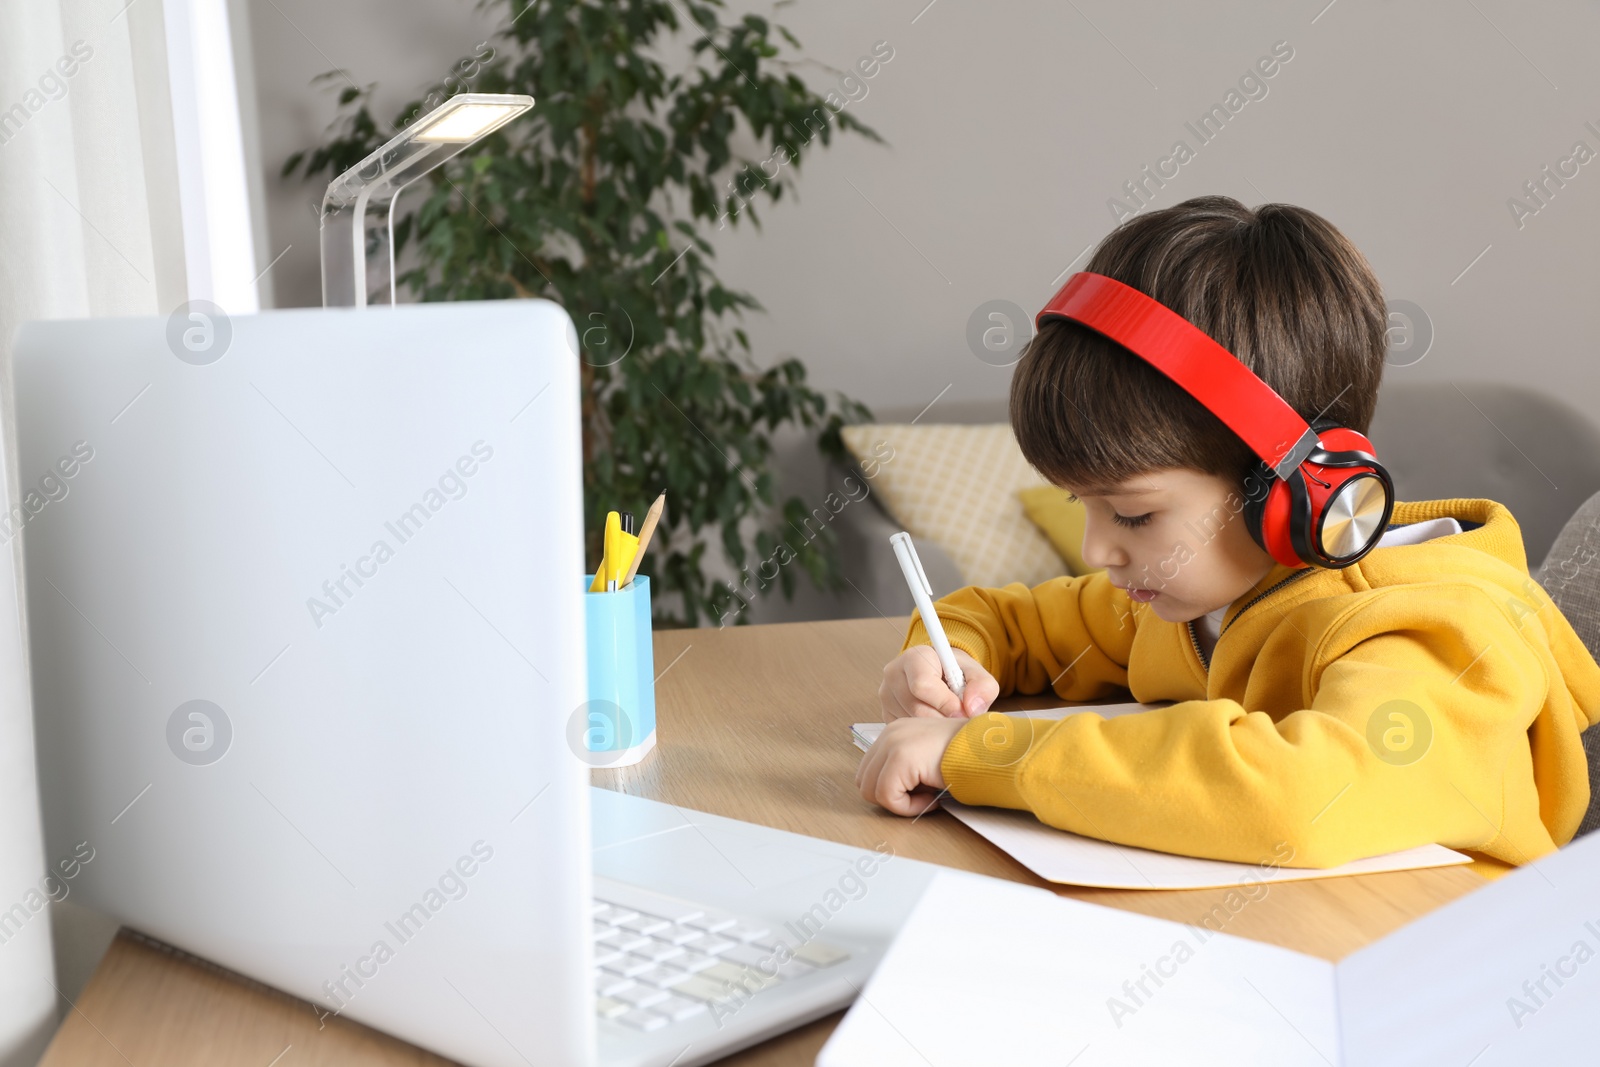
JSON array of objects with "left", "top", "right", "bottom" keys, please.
[{"left": 1065, "top": 492, "right": 1151, "bottom": 529}]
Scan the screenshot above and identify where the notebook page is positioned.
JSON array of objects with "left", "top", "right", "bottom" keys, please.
[
  {"left": 1337, "top": 830, "right": 1600, "bottom": 1065},
  {"left": 817, "top": 869, "right": 1339, "bottom": 1067}
]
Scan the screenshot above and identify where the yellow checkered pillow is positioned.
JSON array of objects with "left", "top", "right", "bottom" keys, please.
[
  {"left": 840, "top": 423, "right": 1067, "bottom": 588},
  {"left": 1017, "top": 485, "right": 1098, "bottom": 576}
]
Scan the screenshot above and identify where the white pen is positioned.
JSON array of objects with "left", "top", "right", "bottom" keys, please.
[{"left": 889, "top": 531, "right": 967, "bottom": 703}]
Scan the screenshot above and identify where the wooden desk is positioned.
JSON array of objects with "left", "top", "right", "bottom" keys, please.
[{"left": 41, "top": 618, "right": 1485, "bottom": 1065}]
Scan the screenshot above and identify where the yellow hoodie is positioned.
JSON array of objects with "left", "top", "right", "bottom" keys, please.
[{"left": 905, "top": 499, "right": 1600, "bottom": 869}]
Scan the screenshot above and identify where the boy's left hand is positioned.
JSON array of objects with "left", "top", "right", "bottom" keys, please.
[{"left": 855, "top": 716, "right": 968, "bottom": 817}]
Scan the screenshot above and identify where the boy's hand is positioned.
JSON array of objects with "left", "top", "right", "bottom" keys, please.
[
  {"left": 879, "top": 645, "right": 999, "bottom": 721},
  {"left": 855, "top": 716, "right": 968, "bottom": 817}
]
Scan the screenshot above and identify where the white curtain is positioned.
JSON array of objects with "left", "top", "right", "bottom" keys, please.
[{"left": 0, "top": 0, "right": 207, "bottom": 1059}]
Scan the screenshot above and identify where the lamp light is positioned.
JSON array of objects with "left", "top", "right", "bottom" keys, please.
[
  {"left": 319, "top": 93, "right": 534, "bottom": 308},
  {"left": 411, "top": 102, "right": 522, "bottom": 142}
]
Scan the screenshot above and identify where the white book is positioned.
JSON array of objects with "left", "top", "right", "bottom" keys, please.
[
  {"left": 818, "top": 829, "right": 1600, "bottom": 1065},
  {"left": 853, "top": 703, "right": 1471, "bottom": 890}
]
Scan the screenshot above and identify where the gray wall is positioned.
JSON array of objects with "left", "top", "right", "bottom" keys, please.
[{"left": 245, "top": 0, "right": 1600, "bottom": 409}]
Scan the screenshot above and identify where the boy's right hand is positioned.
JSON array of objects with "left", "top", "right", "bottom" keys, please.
[{"left": 879, "top": 645, "right": 999, "bottom": 721}]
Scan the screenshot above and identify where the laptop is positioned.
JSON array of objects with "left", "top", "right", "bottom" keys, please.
[{"left": 13, "top": 300, "right": 938, "bottom": 1066}]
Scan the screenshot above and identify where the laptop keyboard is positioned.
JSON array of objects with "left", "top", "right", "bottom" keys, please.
[{"left": 593, "top": 879, "right": 851, "bottom": 1033}]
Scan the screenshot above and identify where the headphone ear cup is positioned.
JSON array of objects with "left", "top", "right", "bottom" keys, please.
[{"left": 1243, "top": 417, "right": 1379, "bottom": 566}]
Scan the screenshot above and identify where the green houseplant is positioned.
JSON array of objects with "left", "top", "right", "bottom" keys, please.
[{"left": 285, "top": 0, "right": 882, "bottom": 625}]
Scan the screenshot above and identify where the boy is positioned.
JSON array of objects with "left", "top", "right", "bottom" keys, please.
[{"left": 856, "top": 196, "right": 1600, "bottom": 869}]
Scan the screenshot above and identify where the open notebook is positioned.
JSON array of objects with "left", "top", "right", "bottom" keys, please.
[
  {"left": 853, "top": 703, "right": 1471, "bottom": 890},
  {"left": 817, "top": 830, "right": 1600, "bottom": 1065}
]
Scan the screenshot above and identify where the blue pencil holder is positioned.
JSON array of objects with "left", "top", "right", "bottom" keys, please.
[{"left": 581, "top": 574, "right": 657, "bottom": 766}]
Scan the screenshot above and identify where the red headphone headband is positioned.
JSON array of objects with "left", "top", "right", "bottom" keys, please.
[{"left": 1035, "top": 272, "right": 1318, "bottom": 480}]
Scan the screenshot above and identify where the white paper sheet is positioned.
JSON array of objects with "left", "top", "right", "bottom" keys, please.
[
  {"left": 816, "top": 869, "right": 1341, "bottom": 1067},
  {"left": 1336, "top": 829, "right": 1600, "bottom": 1065},
  {"left": 943, "top": 800, "right": 1471, "bottom": 891},
  {"left": 854, "top": 702, "right": 1472, "bottom": 889}
]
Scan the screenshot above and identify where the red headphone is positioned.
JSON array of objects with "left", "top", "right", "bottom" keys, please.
[{"left": 1035, "top": 271, "right": 1393, "bottom": 570}]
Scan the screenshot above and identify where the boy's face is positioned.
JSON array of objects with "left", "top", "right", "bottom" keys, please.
[{"left": 1064, "top": 467, "right": 1279, "bottom": 624}]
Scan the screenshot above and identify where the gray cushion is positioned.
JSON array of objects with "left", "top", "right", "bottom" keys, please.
[
  {"left": 1369, "top": 382, "right": 1600, "bottom": 574},
  {"left": 1534, "top": 490, "right": 1600, "bottom": 837}
]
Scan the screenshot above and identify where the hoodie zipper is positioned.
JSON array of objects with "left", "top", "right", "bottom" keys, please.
[
  {"left": 1223, "top": 568, "right": 1317, "bottom": 637},
  {"left": 1187, "top": 618, "right": 1209, "bottom": 672},
  {"left": 1190, "top": 568, "right": 1319, "bottom": 673}
]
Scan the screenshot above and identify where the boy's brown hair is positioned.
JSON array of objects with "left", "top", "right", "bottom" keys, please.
[{"left": 1011, "top": 195, "right": 1387, "bottom": 497}]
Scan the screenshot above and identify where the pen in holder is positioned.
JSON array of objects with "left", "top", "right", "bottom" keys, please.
[{"left": 579, "top": 574, "right": 657, "bottom": 766}]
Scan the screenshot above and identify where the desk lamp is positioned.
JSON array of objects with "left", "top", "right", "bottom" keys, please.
[{"left": 319, "top": 93, "right": 534, "bottom": 308}]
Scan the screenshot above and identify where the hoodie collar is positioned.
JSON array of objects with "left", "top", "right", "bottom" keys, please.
[{"left": 1218, "top": 499, "right": 1521, "bottom": 635}]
